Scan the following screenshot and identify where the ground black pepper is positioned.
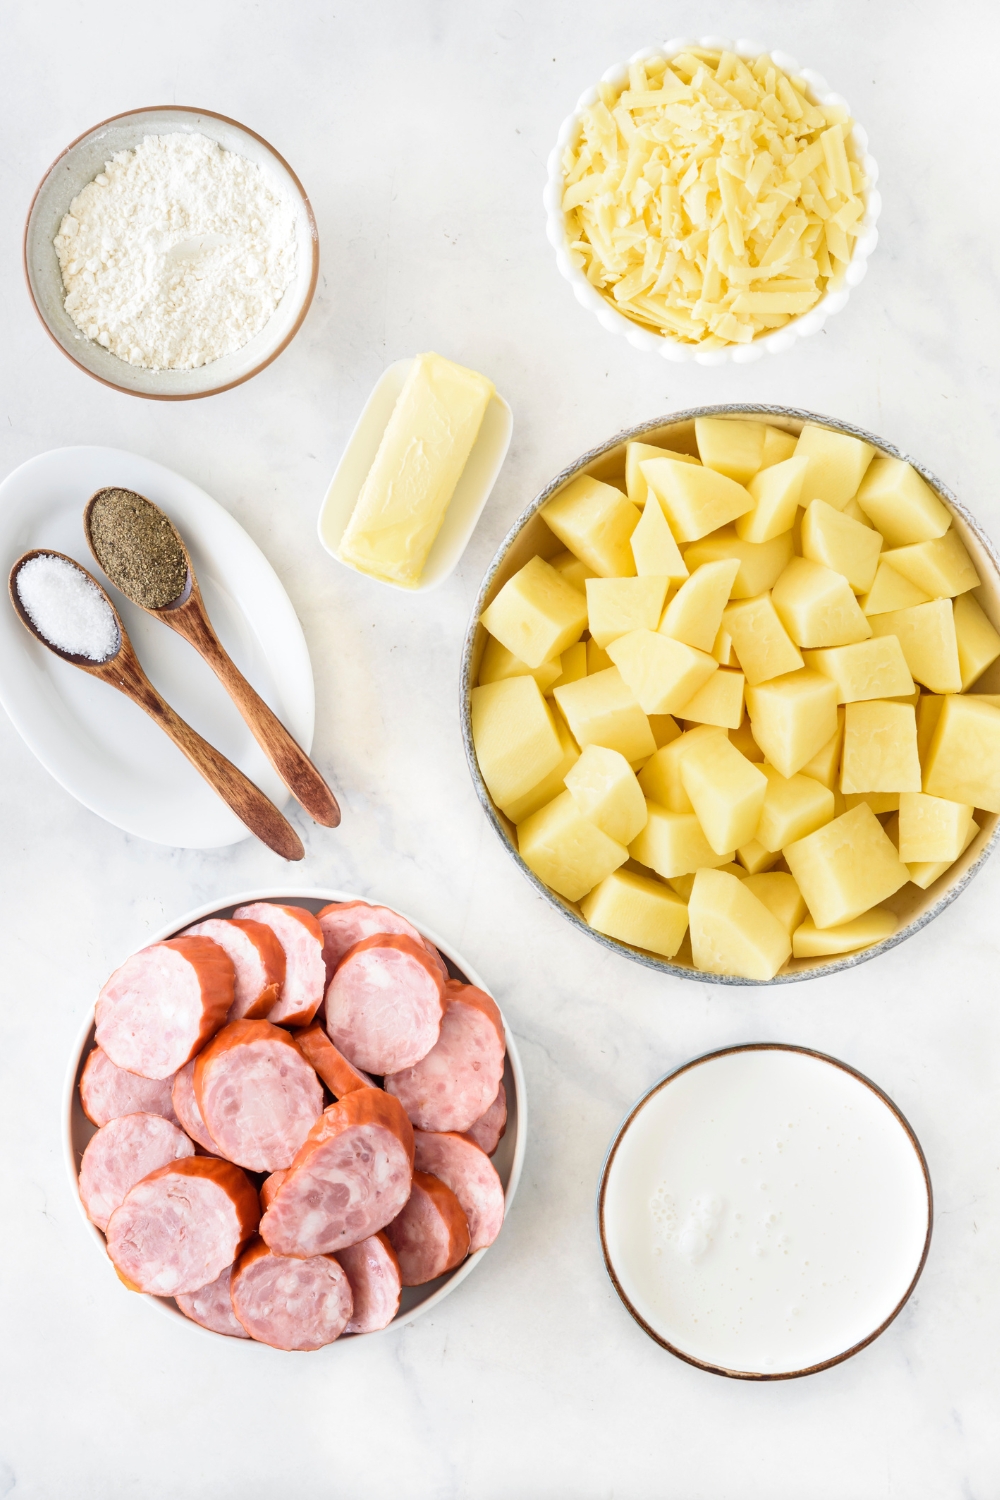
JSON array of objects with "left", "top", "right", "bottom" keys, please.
[{"left": 87, "top": 488, "right": 189, "bottom": 609}]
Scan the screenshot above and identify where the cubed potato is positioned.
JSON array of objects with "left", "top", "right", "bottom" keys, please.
[
  {"left": 688, "top": 868, "right": 791, "bottom": 980},
  {"left": 923, "top": 694, "right": 1000, "bottom": 811},
  {"left": 745, "top": 669, "right": 840, "bottom": 778},
  {"left": 855, "top": 456, "right": 952, "bottom": 546},
  {"left": 742, "top": 872, "right": 807, "bottom": 935},
  {"left": 722, "top": 593, "right": 804, "bottom": 686},
  {"left": 542, "top": 474, "right": 640, "bottom": 578},
  {"left": 792, "top": 909, "right": 898, "bottom": 958},
  {"left": 500, "top": 712, "right": 581, "bottom": 824},
  {"left": 630, "top": 802, "right": 734, "bottom": 877},
  {"left": 586, "top": 638, "right": 613, "bottom": 673},
  {"left": 580, "top": 868, "right": 689, "bottom": 958},
  {"left": 694, "top": 417, "right": 766, "bottom": 483},
  {"left": 546, "top": 641, "right": 587, "bottom": 696},
  {"left": 736, "top": 456, "right": 808, "bottom": 543},
  {"left": 800, "top": 500, "right": 883, "bottom": 594},
  {"left": 683, "top": 527, "right": 794, "bottom": 599},
  {"left": 565, "top": 745, "right": 648, "bottom": 845},
  {"left": 897, "top": 791, "right": 973, "bottom": 863},
  {"left": 679, "top": 668, "right": 745, "bottom": 730},
  {"left": 649, "top": 713, "right": 682, "bottom": 749},
  {"left": 471, "top": 676, "right": 565, "bottom": 810},
  {"left": 783, "top": 803, "right": 909, "bottom": 928},
  {"left": 712, "top": 627, "right": 736, "bottom": 665},
  {"left": 903, "top": 814, "right": 979, "bottom": 889},
  {"left": 516, "top": 790, "right": 628, "bottom": 901},
  {"left": 549, "top": 548, "right": 596, "bottom": 593},
  {"left": 626, "top": 442, "right": 699, "bottom": 506},
  {"left": 772, "top": 558, "right": 873, "bottom": 648},
  {"left": 953, "top": 593, "right": 1000, "bottom": 690},
  {"left": 860, "top": 559, "right": 931, "bottom": 616},
  {"left": 916, "top": 693, "right": 944, "bottom": 763},
  {"left": 869, "top": 600, "right": 961, "bottom": 694},
  {"left": 881, "top": 532, "right": 979, "bottom": 600},
  {"left": 799, "top": 706, "right": 845, "bottom": 787},
  {"left": 586, "top": 576, "right": 669, "bottom": 648},
  {"left": 642, "top": 459, "right": 753, "bottom": 542},
  {"left": 607, "top": 630, "right": 718, "bottom": 716},
  {"left": 842, "top": 497, "right": 875, "bottom": 528},
  {"left": 554, "top": 667, "right": 656, "bottom": 764},
  {"left": 760, "top": 426, "right": 799, "bottom": 469},
  {"left": 841, "top": 700, "right": 921, "bottom": 793},
  {"left": 659, "top": 559, "right": 741, "bottom": 651},
  {"left": 480, "top": 555, "right": 588, "bottom": 668},
  {"left": 844, "top": 792, "right": 899, "bottom": 814},
  {"left": 755, "top": 764, "right": 835, "bottom": 852},
  {"left": 730, "top": 714, "right": 765, "bottom": 761},
  {"left": 793, "top": 423, "right": 875, "bottom": 509},
  {"left": 679, "top": 729, "right": 768, "bottom": 855},
  {"left": 666, "top": 872, "right": 696, "bottom": 899},
  {"left": 802, "top": 637, "right": 914, "bottom": 703},
  {"left": 637, "top": 732, "right": 706, "bottom": 812},
  {"left": 479, "top": 635, "right": 563, "bottom": 693},
  {"left": 735, "top": 839, "right": 781, "bottom": 875},
  {"left": 630, "top": 490, "right": 689, "bottom": 581}
]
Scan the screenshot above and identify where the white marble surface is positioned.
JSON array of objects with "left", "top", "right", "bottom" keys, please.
[{"left": 2, "top": 2, "right": 1000, "bottom": 1496}]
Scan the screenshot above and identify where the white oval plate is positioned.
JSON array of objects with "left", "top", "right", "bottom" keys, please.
[
  {"left": 0, "top": 447, "right": 315, "bottom": 848},
  {"left": 64, "top": 887, "right": 527, "bottom": 1347}
]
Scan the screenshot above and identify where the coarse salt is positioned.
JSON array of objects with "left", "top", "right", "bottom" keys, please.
[{"left": 17, "top": 554, "right": 120, "bottom": 661}]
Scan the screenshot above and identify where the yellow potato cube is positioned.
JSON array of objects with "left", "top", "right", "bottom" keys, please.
[
  {"left": 735, "top": 839, "right": 781, "bottom": 875},
  {"left": 783, "top": 803, "right": 909, "bottom": 928},
  {"left": 792, "top": 909, "right": 898, "bottom": 958},
  {"left": 586, "top": 638, "right": 612, "bottom": 673},
  {"left": 755, "top": 764, "right": 835, "bottom": 852},
  {"left": 679, "top": 668, "right": 746, "bottom": 730},
  {"left": 688, "top": 869, "right": 791, "bottom": 981},
  {"left": 844, "top": 792, "right": 899, "bottom": 814},
  {"left": 565, "top": 745, "right": 648, "bottom": 845},
  {"left": 854, "top": 456, "right": 952, "bottom": 546},
  {"left": 678, "top": 730, "right": 768, "bottom": 855},
  {"left": 666, "top": 873, "right": 696, "bottom": 899},
  {"left": 500, "top": 713, "right": 580, "bottom": 824},
  {"left": 471, "top": 676, "right": 565, "bottom": 810},
  {"left": 629, "top": 490, "right": 689, "bottom": 581},
  {"left": 480, "top": 555, "right": 588, "bottom": 668},
  {"left": 736, "top": 456, "right": 808, "bottom": 543},
  {"left": 649, "top": 713, "right": 682, "bottom": 749},
  {"left": 546, "top": 641, "right": 587, "bottom": 696},
  {"left": 479, "top": 635, "right": 563, "bottom": 693},
  {"left": 694, "top": 417, "right": 766, "bottom": 483},
  {"left": 554, "top": 667, "right": 656, "bottom": 764},
  {"left": 953, "top": 593, "right": 1000, "bottom": 690},
  {"left": 642, "top": 458, "right": 753, "bottom": 543},
  {"left": 903, "top": 814, "right": 979, "bottom": 889},
  {"left": 760, "top": 426, "right": 799, "bottom": 469},
  {"left": 772, "top": 558, "right": 873, "bottom": 648},
  {"left": 800, "top": 500, "right": 883, "bottom": 594},
  {"left": 881, "top": 532, "right": 979, "bottom": 600},
  {"left": 549, "top": 549, "right": 596, "bottom": 593},
  {"left": 869, "top": 600, "right": 961, "bottom": 694},
  {"left": 897, "top": 791, "right": 973, "bottom": 863},
  {"left": 586, "top": 576, "right": 669, "bottom": 649},
  {"left": 626, "top": 442, "right": 699, "bottom": 506},
  {"left": 794, "top": 424, "right": 875, "bottom": 509},
  {"left": 799, "top": 706, "right": 845, "bottom": 788},
  {"left": 683, "top": 527, "right": 794, "bottom": 599},
  {"left": 745, "top": 670, "right": 840, "bottom": 778},
  {"left": 742, "top": 872, "right": 807, "bottom": 935},
  {"left": 542, "top": 474, "right": 640, "bottom": 578},
  {"left": 637, "top": 731, "right": 711, "bottom": 812},
  {"left": 841, "top": 700, "right": 921, "bottom": 793},
  {"left": 802, "top": 637, "right": 914, "bottom": 704},
  {"left": 730, "top": 714, "right": 765, "bottom": 762},
  {"left": 923, "top": 694, "right": 1000, "bottom": 811},
  {"left": 580, "top": 869, "right": 689, "bottom": 958},
  {"left": 630, "top": 803, "right": 733, "bottom": 877},
  {"left": 722, "top": 593, "right": 804, "bottom": 686},
  {"left": 916, "top": 693, "right": 944, "bottom": 763},
  {"left": 607, "top": 630, "right": 718, "bottom": 716},
  {"left": 842, "top": 497, "right": 876, "bottom": 528},
  {"left": 659, "top": 559, "right": 741, "bottom": 651},
  {"left": 516, "top": 790, "right": 628, "bottom": 902},
  {"left": 860, "top": 559, "right": 931, "bottom": 616}
]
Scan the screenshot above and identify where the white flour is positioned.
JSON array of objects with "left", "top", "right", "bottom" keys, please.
[{"left": 54, "top": 132, "right": 298, "bottom": 371}]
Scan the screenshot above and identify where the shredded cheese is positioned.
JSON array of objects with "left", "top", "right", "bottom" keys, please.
[{"left": 561, "top": 50, "right": 867, "bottom": 347}]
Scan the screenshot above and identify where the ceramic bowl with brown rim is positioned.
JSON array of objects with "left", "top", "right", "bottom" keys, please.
[
  {"left": 460, "top": 405, "right": 1000, "bottom": 985},
  {"left": 24, "top": 107, "right": 319, "bottom": 400}
]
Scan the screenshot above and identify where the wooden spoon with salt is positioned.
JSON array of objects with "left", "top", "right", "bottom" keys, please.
[{"left": 83, "top": 488, "right": 340, "bottom": 829}]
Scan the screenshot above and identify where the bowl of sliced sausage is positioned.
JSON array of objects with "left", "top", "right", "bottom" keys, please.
[{"left": 65, "top": 889, "right": 526, "bottom": 1351}]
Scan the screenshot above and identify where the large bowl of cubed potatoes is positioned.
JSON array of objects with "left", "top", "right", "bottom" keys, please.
[{"left": 461, "top": 407, "right": 1000, "bottom": 984}]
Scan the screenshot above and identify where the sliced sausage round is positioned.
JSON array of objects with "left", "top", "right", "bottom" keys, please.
[
  {"left": 105, "top": 1156, "right": 260, "bottom": 1296},
  {"left": 95, "top": 937, "right": 234, "bottom": 1080},
  {"left": 384, "top": 1171, "right": 470, "bottom": 1286},
  {"left": 170, "top": 1059, "right": 220, "bottom": 1154},
  {"left": 338, "top": 1232, "right": 402, "bottom": 1334},
  {"left": 325, "top": 935, "right": 445, "bottom": 1075},
  {"left": 79, "top": 1046, "right": 179, "bottom": 1128},
  {"left": 463, "top": 1081, "right": 507, "bottom": 1157},
  {"left": 175, "top": 1264, "right": 249, "bottom": 1339},
  {"left": 193, "top": 1020, "right": 323, "bottom": 1173},
  {"left": 260, "top": 1088, "right": 413, "bottom": 1258},
  {"left": 316, "top": 900, "right": 419, "bottom": 975},
  {"left": 231, "top": 1240, "right": 352, "bottom": 1350},
  {"left": 78, "top": 1112, "right": 195, "bottom": 1232},
  {"left": 413, "top": 1131, "right": 505, "bottom": 1252},
  {"left": 231, "top": 903, "right": 325, "bottom": 1027},
  {"left": 183, "top": 918, "right": 286, "bottom": 1022},
  {"left": 291, "top": 1023, "right": 374, "bottom": 1098},
  {"left": 384, "top": 981, "right": 505, "bottom": 1133},
  {"left": 260, "top": 1170, "right": 287, "bottom": 1211}
]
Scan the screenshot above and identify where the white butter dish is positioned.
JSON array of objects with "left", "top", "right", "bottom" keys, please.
[{"left": 318, "top": 358, "right": 513, "bottom": 592}]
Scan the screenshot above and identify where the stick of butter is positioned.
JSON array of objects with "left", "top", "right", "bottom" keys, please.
[{"left": 338, "top": 352, "right": 495, "bottom": 586}]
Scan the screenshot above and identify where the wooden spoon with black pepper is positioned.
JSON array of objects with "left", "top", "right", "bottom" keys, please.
[{"left": 83, "top": 488, "right": 341, "bottom": 829}]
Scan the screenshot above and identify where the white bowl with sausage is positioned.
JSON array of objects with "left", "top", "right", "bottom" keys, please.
[{"left": 64, "top": 888, "right": 526, "bottom": 1349}]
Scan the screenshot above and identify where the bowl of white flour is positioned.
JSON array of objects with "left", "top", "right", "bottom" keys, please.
[{"left": 24, "top": 107, "right": 319, "bottom": 399}]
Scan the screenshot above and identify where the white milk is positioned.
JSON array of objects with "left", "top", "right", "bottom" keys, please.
[{"left": 601, "top": 1048, "right": 930, "bottom": 1375}]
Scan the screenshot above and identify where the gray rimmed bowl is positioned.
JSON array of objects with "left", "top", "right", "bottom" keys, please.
[{"left": 460, "top": 404, "right": 1000, "bottom": 985}]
